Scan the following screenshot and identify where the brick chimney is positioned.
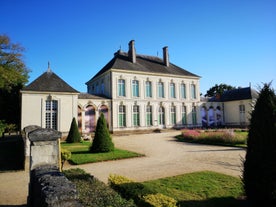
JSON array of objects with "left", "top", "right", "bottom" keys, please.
[
  {"left": 128, "top": 40, "right": 136, "bottom": 63},
  {"left": 163, "top": 46, "right": 169, "bottom": 67}
]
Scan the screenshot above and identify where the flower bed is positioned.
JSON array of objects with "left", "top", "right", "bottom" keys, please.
[{"left": 180, "top": 129, "right": 247, "bottom": 147}]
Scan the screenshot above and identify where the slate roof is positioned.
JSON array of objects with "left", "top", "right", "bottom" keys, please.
[
  {"left": 78, "top": 93, "right": 110, "bottom": 99},
  {"left": 86, "top": 51, "right": 200, "bottom": 83},
  {"left": 22, "top": 71, "right": 79, "bottom": 93},
  {"left": 209, "top": 87, "right": 258, "bottom": 102}
]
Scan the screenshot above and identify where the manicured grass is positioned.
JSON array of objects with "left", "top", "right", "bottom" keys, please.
[
  {"left": 142, "top": 171, "right": 246, "bottom": 207},
  {"left": 177, "top": 129, "right": 247, "bottom": 148},
  {"left": 61, "top": 141, "right": 144, "bottom": 165}
]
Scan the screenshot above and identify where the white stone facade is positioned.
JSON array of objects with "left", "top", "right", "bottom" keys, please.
[{"left": 87, "top": 70, "right": 201, "bottom": 132}]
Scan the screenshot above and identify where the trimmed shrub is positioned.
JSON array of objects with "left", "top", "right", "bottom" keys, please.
[
  {"left": 60, "top": 149, "right": 71, "bottom": 170},
  {"left": 64, "top": 169, "right": 136, "bottom": 207},
  {"left": 143, "top": 193, "right": 178, "bottom": 207},
  {"left": 108, "top": 174, "right": 134, "bottom": 186},
  {"left": 108, "top": 174, "right": 155, "bottom": 206},
  {"left": 243, "top": 83, "right": 276, "bottom": 207},
  {"left": 90, "top": 113, "right": 114, "bottom": 153},
  {"left": 66, "top": 117, "right": 81, "bottom": 143}
]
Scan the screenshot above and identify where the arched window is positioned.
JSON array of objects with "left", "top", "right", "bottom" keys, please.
[
  {"left": 192, "top": 106, "right": 197, "bottom": 125},
  {"left": 170, "top": 105, "right": 176, "bottom": 125},
  {"left": 180, "top": 83, "right": 186, "bottom": 99},
  {"left": 132, "top": 80, "right": 139, "bottom": 97},
  {"left": 146, "top": 105, "right": 152, "bottom": 126},
  {"left": 170, "top": 83, "right": 176, "bottom": 98},
  {"left": 133, "top": 105, "right": 140, "bottom": 126},
  {"left": 158, "top": 82, "right": 164, "bottom": 98},
  {"left": 118, "top": 79, "right": 125, "bottom": 96},
  {"left": 145, "top": 81, "right": 152, "bottom": 98},
  {"left": 100, "top": 105, "right": 109, "bottom": 126},
  {"left": 181, "top": 105, "right": 187, "bottom": 125},
  {"left": 158, "top": 106, "right": 165, "bottom": 125},
  {"left": 118, "top": 105, "right": 126, "bottom": 127},
  {"left": 85, "top": 105, "right": 95, "bottom": 133}
]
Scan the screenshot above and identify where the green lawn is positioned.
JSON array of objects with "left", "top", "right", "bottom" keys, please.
[
  {"left": 142, "top": 171, "right": 246, "bottom": 207},
  {"left": 61, "top": 141, "right": 144, "bottom": 165}
]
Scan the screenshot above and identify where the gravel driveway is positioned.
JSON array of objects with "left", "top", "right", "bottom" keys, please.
[
  {"left": 66, "top": 131, "right": 246, "bottom": 183},
  {"left": 0, "top": 130, "right": 245, "bottom": 206}
]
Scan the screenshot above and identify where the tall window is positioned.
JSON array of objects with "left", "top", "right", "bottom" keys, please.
[
  {"left": 180, "top": 83, "right": 186, "bottom": 99},
  {"left": 145, "top": 81, "right": 152, "bottom": 97},
  {"left": 158, "top": 82, "right": 164, "bottom": 98},
  {"left": 118, "top": 79, "right": 125, "bottom": 96},
  {"left": 170, "top": 83, "right": 176, "bottom": 98},
  {"left": 45, "top": 100, "right": 58, "bottom": 130},
  {"left": 133, "top": 105, "right": 140, "bottom": 126},
  {"left": 239, "top": 104, "right": 245, "bottom": 124},
  {"left": 170, "top": 106, "right": 176, "bottom": 125},
  {"left": 118, "top": 105, "right": 126, "bottom": 127},
  {"left": 192, "top": 106, "right": 197, "bottom": 125},
  {"left": 191, "top": 84, "right": 196, "bottom": 99},
  {"left": 158, "top": 106, "right": 165, "bottom": 125},
  {"left": 181, "top": 105, "right": 187, "bottom": 125},
  {"left": 146, "top": 105, "right": 152, "bottom": 126},
  {"left": 132, "top": 80, "right": 139, "bottom": 97}
]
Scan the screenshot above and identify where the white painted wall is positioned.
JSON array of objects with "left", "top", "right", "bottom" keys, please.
[{"left": 21, "top": 91, "right": 79, "bottom": 133}]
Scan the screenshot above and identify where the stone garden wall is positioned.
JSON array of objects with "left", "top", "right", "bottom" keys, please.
[{"left": 25, "top": 126, "right": 82, "bottom": 207}]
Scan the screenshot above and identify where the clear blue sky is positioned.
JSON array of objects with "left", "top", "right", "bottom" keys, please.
[{"left": 2, "top": 0, "right": 276, "bottom": 95}]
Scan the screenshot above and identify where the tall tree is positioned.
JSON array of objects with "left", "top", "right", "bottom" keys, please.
[
  {"left": 243, "top": 83, "right": 276, "bottom": 206},
  {"left": 204, "top": 83, "right": 235, "bottom": 97},
  {"left": 0, "top": 34, "right": 29, "bottom": 128},
  {"left": 0, "top": 35, "right": 29, "bottom": 91}
]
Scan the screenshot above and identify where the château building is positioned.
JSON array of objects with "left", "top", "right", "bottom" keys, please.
[{"left": 21, "top": 40, "right": 256, "bottom": 135}]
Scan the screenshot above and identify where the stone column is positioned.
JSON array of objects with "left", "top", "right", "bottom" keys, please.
[{"left": 28, "top": 128, "right": 62, "bottom": 170}]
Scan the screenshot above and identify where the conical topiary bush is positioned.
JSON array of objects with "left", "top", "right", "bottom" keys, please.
[
  {"left": 243, "top": 83, "right": 276, "bottom": 206},
  {"left": 90, "top": 113, "right": 114, "bottom": 153},
  {"left": 66, "top": 117, "right": 81, "bottom": 143}
]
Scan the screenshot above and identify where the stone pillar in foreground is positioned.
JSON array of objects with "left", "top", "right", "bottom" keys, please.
[{"left": 28, "top": 128, "right": 61, "bottom": 170}]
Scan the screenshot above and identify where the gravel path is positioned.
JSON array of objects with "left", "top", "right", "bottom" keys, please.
[
  {"left": 0, "top": 131, "right": 245, "bottom": 206},
  {"left": 66, "top": 131, "right": 245, "bottom": 183}
]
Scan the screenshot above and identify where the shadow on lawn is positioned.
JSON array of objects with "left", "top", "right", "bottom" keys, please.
[
  {"left": 178, "top": 196, "right": 247, "bottom": 207},
  {"left": 70, "top": 150, "right": 90, "bottom": 154}
]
